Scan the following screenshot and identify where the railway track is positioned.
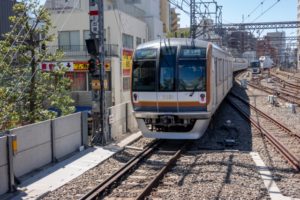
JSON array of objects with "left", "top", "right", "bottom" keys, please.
[
  {"left": 248, "top": 81, "right": 300, "bottom": 106},
  {"left": 270, "top": 72, "right": 300, "bottom": 90},
  {"left": 227, "top": 93, "right": 300, "bottom": 171},
  {"left": 272, "top": 70, "right": 300, "bottom": 83},
  {"left": 80, "top": 140, "right": 189, "bottom": 200}
]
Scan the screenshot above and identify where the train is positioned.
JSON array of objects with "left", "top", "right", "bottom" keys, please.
[
  {"left": 233, "top": 58, "right": 249, "bottom": 72},
  {"left": 131, "top": 38, "right": 243, "bottom": 139}
]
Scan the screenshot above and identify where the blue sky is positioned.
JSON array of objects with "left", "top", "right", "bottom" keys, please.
[
  {"left": 40, "top": 0, "right": 297, "bottom": 35},
  {"left": 178, "top": 0, "right": 297, "bottom": 35}
]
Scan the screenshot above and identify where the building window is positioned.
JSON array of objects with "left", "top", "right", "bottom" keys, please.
[
  {"left": 66, "top": 72, "right": 88, "bottom": 91},
  {"left": 58, "top": 31, "right": 80, "bottom": 51},
  {"left": 122, "top": 33, "right": 133, "bottom": 49},
  {"left": 136, "top": 37, "right": 142, "bottom": 47}
]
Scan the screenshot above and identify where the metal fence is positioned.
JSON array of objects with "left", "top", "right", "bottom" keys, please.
[{"left": 47, "top": 44, "right": 119, "bottom": 59}]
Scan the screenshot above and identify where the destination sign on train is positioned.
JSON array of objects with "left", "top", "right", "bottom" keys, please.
[
  {"left": 135, "top": 49, "right": 157, "bottom": 60},
  {"left": 180, "top": 47, "right": 206, "bottom": 58}
]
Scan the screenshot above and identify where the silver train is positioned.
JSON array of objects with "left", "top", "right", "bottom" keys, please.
[{"left": 131, "top": 38, "right": 238, "bottom": 139}]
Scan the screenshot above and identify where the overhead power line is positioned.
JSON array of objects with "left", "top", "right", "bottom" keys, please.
[{"left": 252, "top": 0, "right": 281, "bottom": 22}]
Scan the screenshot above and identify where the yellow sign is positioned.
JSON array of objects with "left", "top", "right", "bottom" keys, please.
[
  {"left": 122, "top": 49, "right": 133, "bottom": 77},
  {"left": 92, "top": 80, "right": 101, "bottom": 90},
  {"left": 92, "top": 79, "right": 109, "bottom": 90},
  {"left": 74, "top": 62, "right": 88, "bottom": 71}
]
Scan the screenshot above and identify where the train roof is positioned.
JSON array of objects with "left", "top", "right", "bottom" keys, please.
[{"left": 136, "top": 38, "right": 226, "bottom": 53}]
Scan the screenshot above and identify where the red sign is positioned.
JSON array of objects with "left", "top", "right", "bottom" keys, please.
[{"left": 89, "top": 10, "right": 99, "bottom": 16}]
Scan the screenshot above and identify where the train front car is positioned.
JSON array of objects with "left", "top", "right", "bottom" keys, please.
[{"left": 131, "top": 38, "right": 213, "bottom": 139}]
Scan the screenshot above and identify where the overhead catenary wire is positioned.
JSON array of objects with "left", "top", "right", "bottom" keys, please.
[
  {"left": 251, "top": 0, "right": 281, "bottom": 22},
  {"left": 245, "top": 0, "right": 267, "bottom": 21}
]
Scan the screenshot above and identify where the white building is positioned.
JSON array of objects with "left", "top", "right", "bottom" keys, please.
[
  {"left": 135, "top": 0, "right": 164, "bottom": 39},
  {"left": 44, "top": 0, "right": 150, "bottom": 106}
]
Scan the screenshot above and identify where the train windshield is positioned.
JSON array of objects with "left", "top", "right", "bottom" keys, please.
[
  {"left": 132, "top": 48, "right": 157, "bottom": 91},
  {"left": 159, "top": 47, "right": 177, "bottom": 91},
  {"left": 178, "top": 47, "right": 206, "bottom": 91},
  {"left": 178, "top": 60, "right": 206, "bottom": 91},
  {"left": 250, "top": 61, "right": 260, "bottom": 68},
  {"left": 132, "top": 61, "right": 156, "bottom": 91}
]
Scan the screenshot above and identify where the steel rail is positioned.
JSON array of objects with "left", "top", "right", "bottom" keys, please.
[
  {"left": 248, "top": 82, "right": 300, "bottom": 106},
  {"left": 79, "top": 140, "right": 161, "bottom": 200},
  {"left": 230, "top": 92, "right": 300, "bottom": 139},
  {"left": 227, "top": 98, "right": 300, "bottom": 171},
  {"left": 136, "top": 142, "right": 188, "bottom": 200},
  {"left": 270, "top": 72, "right": 300, "bottom": 90}
]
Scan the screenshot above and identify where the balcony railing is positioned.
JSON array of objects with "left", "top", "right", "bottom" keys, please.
[{"left": 47, "top": 44, "right": 119, "bottom": 59}]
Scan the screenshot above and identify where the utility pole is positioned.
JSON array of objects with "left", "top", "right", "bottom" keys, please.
[{"left": 88, "top": 0, "right": 108, "bottom": 144}]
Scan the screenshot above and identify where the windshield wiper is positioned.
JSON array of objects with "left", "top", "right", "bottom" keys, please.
[{"left": 189, "top": 85, "right": 198, "bottom": 97}]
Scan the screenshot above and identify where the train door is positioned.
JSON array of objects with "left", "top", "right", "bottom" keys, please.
[
  {"left": 177, "top": 46, "right": 207, "bottom": 112},
  {"left": 157, "top": 46, "right": 178, "bottom": 112},
  {"left": 213, "top": 58, "right": 217, "bottom": 110}
]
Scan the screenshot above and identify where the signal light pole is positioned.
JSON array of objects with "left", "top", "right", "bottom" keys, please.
[{"left": 87, "top": 0, "right": 108, "bottom": 144}]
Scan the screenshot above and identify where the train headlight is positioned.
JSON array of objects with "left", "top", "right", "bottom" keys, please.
[
  {"left": 133, "top": 93, "right": 138, "bottom": 103},
  {"left": 199, "top": 92, "right": 206, "bottom": 103}
]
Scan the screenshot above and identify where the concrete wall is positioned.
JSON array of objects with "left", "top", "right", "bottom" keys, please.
[
  {"left": 0, "top": 136, "right": 9, "bottom": 195},
  {"left": 11, "top": 121, "right": 52, "bottom": 178},
  {"left": 10, "top": 113, "right": 86, "bottom": 179},
  {"left": 108, "top": 102, "right": 138, "bottom": 141},
  {"left": 53, "top": 113, "right": 82, "bottom": 159}
]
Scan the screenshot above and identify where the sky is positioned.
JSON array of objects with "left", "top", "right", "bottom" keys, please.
[
  {"left": 39, "top": 0, "right": 297, "bottom": 35},
  {"left": 177, "top": 0, "right": 297, "bottom": 36}
]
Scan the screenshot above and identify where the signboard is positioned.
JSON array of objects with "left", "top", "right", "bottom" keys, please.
[
  {"left": 41, "top": 60, "right": 110, "bottom": 72},
  {"left": 74, "top": 61, "right": 89, "bottom": 71},
  {"left": 122, "top": 49, "right": 133, "bottom": 77},
  {"left": 89, "top": 0, "right": 99, "bottom": 35},
  {"left": 40, "top": 62, "right": 74, "bottom": 71}
]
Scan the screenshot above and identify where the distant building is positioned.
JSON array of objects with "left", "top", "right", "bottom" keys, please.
[
  {"left": 170, "top": 8, "right": 180, "bottom": 32},
  {"left": 266, "top": 32, "right": 286, "bottom": 64},
  {"left": 135, "top": 0, "right": 164, "bottom": 40},
  {"left": 0, "top": 0, "right": 15, "bottom": 39},
  {"left": 225, "top": 31, "right": 256, "bottom": 57},
  {"left": 256, "top": 38, "right": 279, "bottom": 64},
  {"left": 160, "top": 0, "right": 170, "bottom": 33}
]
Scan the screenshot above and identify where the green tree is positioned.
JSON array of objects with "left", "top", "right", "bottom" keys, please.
[{"left": 0, "top": 0, "right": 74, "bottom": 130}]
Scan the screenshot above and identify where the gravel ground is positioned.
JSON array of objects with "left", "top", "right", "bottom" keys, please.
[
  {"left": 235, "top": 73, "right": 300, "bottom": 198},
  {"left": 40, "top": 71, "right": 300, "bottom": 199},
  {"left": 41, "top": 137, "right": 154, "bottom": 200},
  {"left": 150, "top": 152, "right": 269, "bottom": 200}
]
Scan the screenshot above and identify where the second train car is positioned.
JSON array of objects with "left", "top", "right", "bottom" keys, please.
[{"left": 131, "top": 38, "right": 233, "bottom": 139}]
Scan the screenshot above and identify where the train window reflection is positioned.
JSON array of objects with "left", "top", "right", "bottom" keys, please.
[
  {"left": 132, "top": 61, "right": 156, "bottom": 91},
  {"left": 178, "top": 60, "right": 206, "bottom": 91},
  {"left": 159, "top": 47, "right": 177, "bottom": 91}
]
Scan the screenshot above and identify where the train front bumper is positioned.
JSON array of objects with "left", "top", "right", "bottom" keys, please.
[{"left": 134, "top": 111, "right": 212, "bottom": 119}]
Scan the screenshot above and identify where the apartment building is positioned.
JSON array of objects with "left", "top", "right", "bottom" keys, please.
[{"left": 44, "top": 0, "right": 149, "bottom": 107}]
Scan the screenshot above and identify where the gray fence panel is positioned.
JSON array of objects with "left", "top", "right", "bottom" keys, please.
[
  {"left": 127, "top": 103, "right": 138, "bottom": 132},
  {"left": 11, "top": 121, "right": 52, "bottom": 178},
  {"left": 0, "top": 136, "right": 8, "bottom": 195},
  {"left": 53, "top": 113, "right": 82, "bottom": 159}
]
